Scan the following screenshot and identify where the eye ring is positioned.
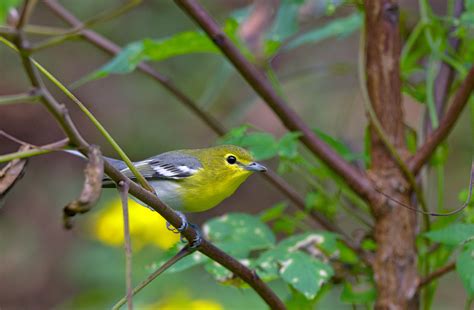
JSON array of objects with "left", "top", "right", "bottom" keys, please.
[{"left": 226, "top": 155, "right": 237, "bottom": 164}]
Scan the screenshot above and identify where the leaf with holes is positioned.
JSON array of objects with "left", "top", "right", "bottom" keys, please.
[
  {"left": 203, "top": 213, "right": 276, "bottom": 257},
  {"left": 280, "top": 251, "right": 333, "bottom": 299}
]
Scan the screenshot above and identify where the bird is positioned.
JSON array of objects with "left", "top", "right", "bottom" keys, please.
[{"left": 70, "top": 145, "right": 267, "bottom": 246}]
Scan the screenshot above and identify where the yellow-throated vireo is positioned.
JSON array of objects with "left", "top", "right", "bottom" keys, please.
[{"left": 72, "top": 145, "right": 266, "bottom": 247}]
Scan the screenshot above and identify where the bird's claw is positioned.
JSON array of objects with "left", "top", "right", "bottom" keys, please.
[
  {"left": 179, "top": 223, "right": 202, "bottom": 249},
  {"left": 166, "top": 212, "right": 202, "bottom": 248},
  {"left": 166, "top": 211, "right": 188, "bottom": 233}
]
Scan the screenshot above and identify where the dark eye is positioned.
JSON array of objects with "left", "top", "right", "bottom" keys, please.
[{"left": 226, "top": 155, "right": 237, "bottom": 164}]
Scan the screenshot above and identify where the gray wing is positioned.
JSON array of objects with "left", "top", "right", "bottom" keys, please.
[{"left": 103, "top": 151, "right": 202, "bottom": 185}]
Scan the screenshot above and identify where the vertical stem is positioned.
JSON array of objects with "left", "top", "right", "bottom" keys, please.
[
  {"left": 118, "top": 180, "right": 133, "bottom": 310},
  {"left": 364, "top": 0, "right": 419, "bottom": 308}
]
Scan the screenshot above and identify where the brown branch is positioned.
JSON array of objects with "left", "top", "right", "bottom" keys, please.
[
  {"left": 173, "top": 0, "right": 375, "bottom": 203},
  {"left": 16, "top": 0, "right": 38, "bottom": 30},
  {"left": 42, "top": 0, "right": 349, "bottom": 236},
  {"left": 11, "top": 22, "right": 285, "bottom": 310},
  {"left": 418, "top": 262, "right": 456, "bottom": 289},
  {"left": 409, "top": 66, "right": 474, "bottom": 174}
]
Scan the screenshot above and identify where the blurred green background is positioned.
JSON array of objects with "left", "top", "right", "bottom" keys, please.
[{"left": 0, "top": 0, "right": 472, "bottom": 309}]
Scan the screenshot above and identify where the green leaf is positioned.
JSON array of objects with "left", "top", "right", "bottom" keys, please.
[
  {"left": 424, "top": 223, "right": 474, "bottom": 246},
  {"left": 0, "top": 0, "right": 20, "bottom": 24},
  {"left": 456, "top": 242, "right": 474, "bottom": 297},
  {"left": 405, "top": 127, "right": 418, "bottom": 154},
  {"left": 72, "top": 41, "right": 145, "bottom": 87},
  {"left": 260, "top": 202, "right": 288, "bottom": 222},
  {"left": 363, "top": 125, "right": 371, "bottom": 168},
  {"left": 278, "top": 132, "right": 301, "bottom": 159},
  {"left": 75, "top": 18, "right": 242, "bottom": 85},
  {"left": 203, "top": 213, "right": 276, "bottom": 257},
  {"left": 204, "top": 261, "right": 233, "bottom": 282},
  {"left": 241, "top": 132, "right": 279, "bottom": 160},
  {"left": 219, "top": 127, "right": 279, "bottom": 160},
  {"left": 142, "top": 32, "right": 218, "bottom": 61},
  {"left": 340, "top": 281, "right": 377, "bottom": 304},
  {"left": 305, "top": 191, "right": 337, "bottom": 219},
  {"left": 285, "top": 13, "right": 362, "bottom": 51},
  {"left": 266, "top": 1, "right": 301, "bottom": 42},
  {"left": 313, "top": 128, "right": 366, "bottom": 163},
  {"left": 280, "top": 251, "right": 333, "bottom": 299}
]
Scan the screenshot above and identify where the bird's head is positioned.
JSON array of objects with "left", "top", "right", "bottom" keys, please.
[{"left": 196, "top": 145, "right": 267, "bottom": 179}]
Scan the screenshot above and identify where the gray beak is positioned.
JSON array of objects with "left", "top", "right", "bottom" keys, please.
[{"left": 245, "top": 162, "right": 267, "bottom": 172}]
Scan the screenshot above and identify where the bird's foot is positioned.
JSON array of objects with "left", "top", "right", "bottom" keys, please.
[
  {"left": 188, "top": 223, "right": 202, "bottom": 248},
  {"left": 166, "top": 212, "right": 202, "bottom": 248},
  {"left": 166, "top": 211, "right": 188, "bottom": 233}
]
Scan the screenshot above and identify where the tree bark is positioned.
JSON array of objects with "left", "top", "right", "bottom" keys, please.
[{"left": 365, "top": 1, "right": 419, "bottom": 308}]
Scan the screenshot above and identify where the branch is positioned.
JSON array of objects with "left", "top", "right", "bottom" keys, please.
[
  {"left": 418, "top": 262, "right": 456, "bottom": 289},
  {"left": 0, "top": 88, "right": 41, "bottom": 105},
  {"left": 409, "top": 66, "right": 474, "bottom": 174},
  {"left": 117, "top": 180, "right": 133, "bottom": 310},
  {"left": 30, "top": 0, "right": 141, "bottom": 52},
  {"left": 0, "top": 138, "right": 69, "bottom": 163},
  {"left": 9, "top": 22, "right": 285, "bottom": 310},
  {"left": 173, "top": 0, "right": 375, "bottom": 202},
  {"left": 42, "top": 0, "right": 349, "bottom": 236},
  {"left": 112, "top": 245, "right": 195, "bottom": 310},
  {"left": 16, "top": 0, "right": 38, "bottom": 30}
]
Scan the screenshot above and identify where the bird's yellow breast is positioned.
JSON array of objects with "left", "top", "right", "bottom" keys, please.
[{"left": 177, "top": 168, "right": 252, "bottom": 212}]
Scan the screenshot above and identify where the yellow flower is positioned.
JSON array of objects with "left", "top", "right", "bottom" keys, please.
[
  {"left": 91, "top": 198, "right": 180, "bottom": 250},
  {"left": 144, "top": 291, "right": 223, "bottom": 310}
]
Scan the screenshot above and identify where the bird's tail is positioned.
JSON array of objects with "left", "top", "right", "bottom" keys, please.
[{"left": 63, "top": 149, "right": 127, "bottom": 187}]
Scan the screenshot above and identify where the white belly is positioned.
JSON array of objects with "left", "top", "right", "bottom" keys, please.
[{"left": 131, "top": 180, "right": 183, "bottom": 211}]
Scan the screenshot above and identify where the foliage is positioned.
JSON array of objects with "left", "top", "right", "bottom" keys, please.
[{"left": 1, "top": 0, "right": 474, "bottom": 308}]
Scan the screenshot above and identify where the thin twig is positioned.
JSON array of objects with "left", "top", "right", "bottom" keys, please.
[
  {"left": 0, "top": 89, "right": 41, "bottom": 105},
  {"left": 410, "top": 66, "right": 474, "bottom": 174},
  {"left": 0, "top": 138, "right": 69, "bottom": 163},
  {"left": 16, "top": 0, "right": 38, "bottom": 30},
  {"left": 173, "top": 0, "right": 375, "bottom": 203},
  {"left": 418, "top": 262, "right": 455, "bottom": 288},
  {"left": 112, "top": 246, "right": 196, "bottom": 310},
  {"left": 30, "top": 0, "right": 141, "bottom": 52},
  {"left": 117, "top": 180, "right": 133, "bottom": 310}
]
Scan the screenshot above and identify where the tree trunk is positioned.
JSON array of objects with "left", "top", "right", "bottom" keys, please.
[{"left": 365, "top": 0, "right": 419, "bottom": 308}]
